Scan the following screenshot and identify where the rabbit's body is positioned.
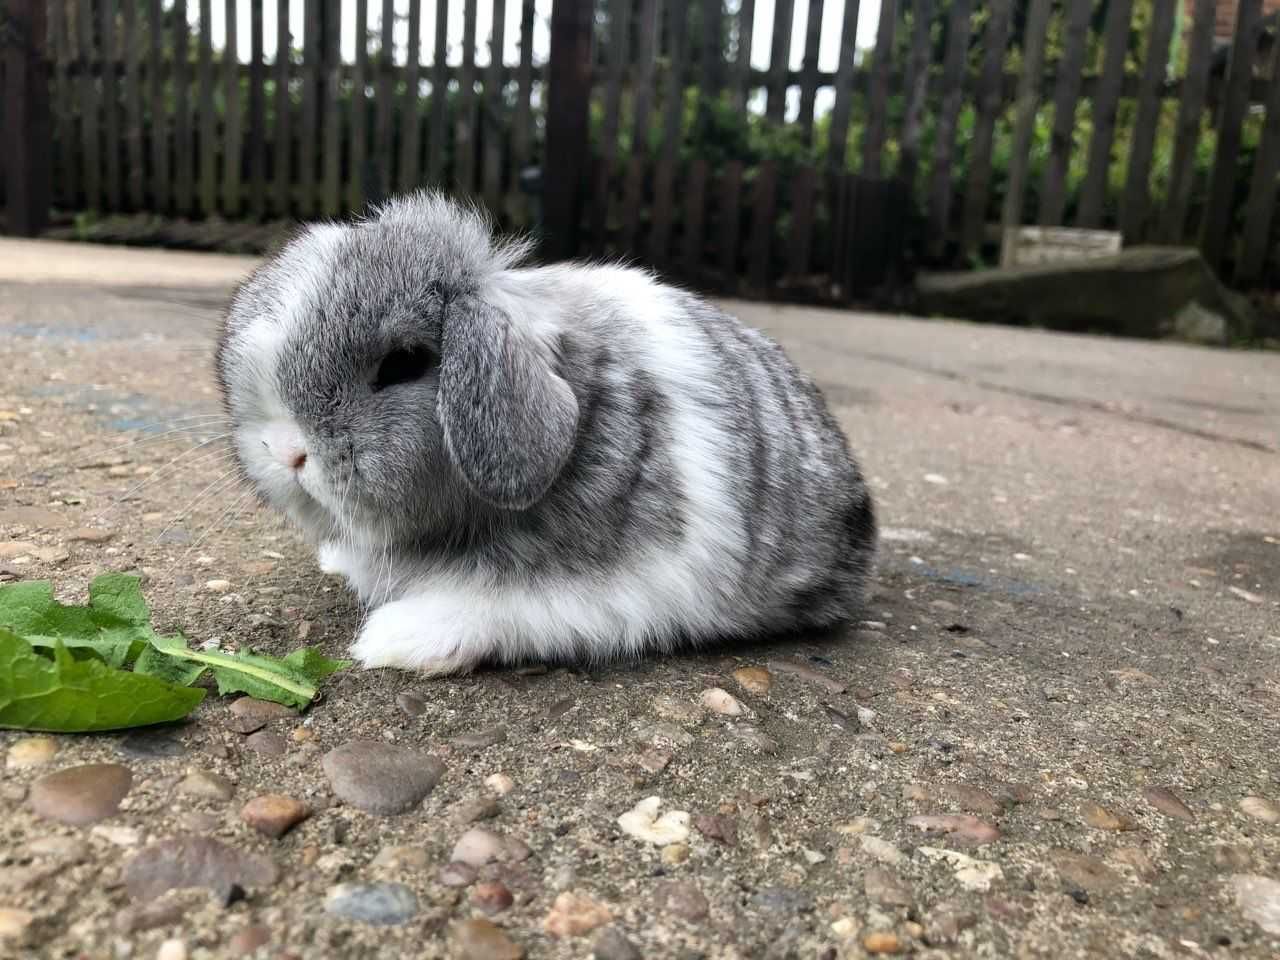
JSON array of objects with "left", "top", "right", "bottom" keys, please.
[{"left": 218, "top": 194, "right": 875, "bottom": 673}]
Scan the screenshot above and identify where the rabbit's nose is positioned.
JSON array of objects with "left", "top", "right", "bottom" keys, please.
[{"left": 263, "top": 422, "right": 309, "bottom": 472}]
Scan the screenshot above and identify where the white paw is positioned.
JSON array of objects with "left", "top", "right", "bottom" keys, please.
[
  {"left": 350, "top": 600, "right": 483, "bottom": 676},
  {"left": 317, "top": 541, "right": 345, "bottom": 575}
]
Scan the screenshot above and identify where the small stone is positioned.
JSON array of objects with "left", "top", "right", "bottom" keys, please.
[
  {"left": 728, "top": 726, "right": 779, "bottom": 753},
  {"left": 123, "top": 836, "right": 279, "bottom": 902},
  {"left": 543, "top": 892, "right": 613, "bottom": 938},
  {"left": 864, "top": 867, "right": 913, "bottom": 907},
  {"left": 181, "top": 812, "right": 220, "bottom": 834},
  {"left": 617, "top": 797, "right": 690, "bottom": 845},
  {"left": 451, "top": 918, "right": 524, "bottom": 960},
  {"left": 438, "top": 861, "right": 478, "bottom": 887},
  {"left": 395, "top": 692, "right": 426, "bottom": 716},
  {"left": 661, "top": 844, "right": 690, "bottom": 866},
  {"left": 114, "top": 892, "right": 203, "bottom": 934},
  {"left": 637, "top": 748, "right": 672, "bottom": 772},
  {"left": 860, "top": 836, "right": 906, "bottom": 865},
  {"left": 227, "top": 925, "right": 271, "bottom": 956},
  {"left": 699, "top": 687, "right": 746, "bottom": 716},
  {"left": 118, "top": 728, "right": 186, "bottom": 760},
  {"left": 0, "top": 907, "right": 34, "bottom": 941},
  {"left": 766, "top": 658, "right": 848, "bottom": 693},
  {"left": 229, "top": 697, "right": 295, "bottom": 723},
  {"left": 939, "top": 783, "right": 1003, "bottom": 817},
  {"left": 1050, "top": 850, "right": 1121, "bottom": 891},
  {"left": 372, "top": 846, "right": 429, "bottom": 871},
  {"left": 29, "top": 763, "right": 132, "bottom": 825},
  {"left": 1142, "top": 786, "right": 1194, "bottom": 822},
  {"left": 177, "top": 769, "right": 235, "bottom": 802},
  {"left": 916, "top": 847, "right": 1004, "bottom": 891},
  {"left": 67, "top": 527, "right": 115, "bottom": 543},
  {"left": 471, "top": 881, "right": 515, "bottom": 915},
  {"left": 241, "top": 794, "right": 309, "bottom": 838},
  {"left": 455, "top": 796, "right": 501, "bottom": 824},
  {"left": 924, "top": 904, "right": 977, "bottom": 945},
  {"left": 1240, "top": 796, "right": 1280, "bottom": 823},
  {"left": 156, "top": 939, "right": 187, "bottom": 960},
  {"left": 831, "top": 917, "right": 860, "bottom": 939},
  {"left": 321, "top": 741, "right": 446, "bottom": 815},
  {"left": 750, "top": 887, "right": 813, "bottom": 916},
  {"left": 324, "top": 882, "right": 418, "bottom": 925},
  {"left": 23, "top": 836, "right": 84, "bottom": 860},
  {"left": 245, "top": 731, "right": 288, "bottom": 757},
  {"left": 451, "top": 726, "right": 507, "bottom": 749},
  {"left": 1112, "top": 846, "right": 1158, "bottom": 878},
  {"left": 693, "top": 814, "right": 737, "bottom": 846},
  {"left": 1081, "top": 802, "right": 1135, "bottom": 831},
  {"left": 91, "top": 824, "right": 143, "bottom": 847},
  {"left": 733, "top": 666, "right": 772, "bottom": 696},
  {"left": 592, "top": 927, "right": 643, "bottom": 960},
  {"left": 905, "top": 814, "right": 1000, "bottom": 846},
  {"left": 486, "top": 773, "right": 515, "bottom": 796},
  {"left": 863, "top": 932, "right": 903, "bottom": 954},
  {"left": 653, "top": 881, "right": 709, "bottom": 922},
  {"left": 652, "top": 696, "right": 702, "bottom": 723},
  {"left": 6, "top": 736, "right": 58, "bottom": 769},
  {"left": 452, "top": 828, "right": 506, "bottom": 867},
  {"left": 205, "top": 579, "right": 232, "bottom": 592},
  {"left": 32, "top": 546, "right": 69, "bottom": 564},
  {"left": 1230, "top": 874, "right": 1280, "bottom": 936}
]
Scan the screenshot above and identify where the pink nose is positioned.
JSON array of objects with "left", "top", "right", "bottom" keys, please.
[{"left": 281, "top": 448, "right": 307, "bottom": 470}]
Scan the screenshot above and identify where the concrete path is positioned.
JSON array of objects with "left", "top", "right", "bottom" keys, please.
[{"left": 1, "top": 239, "right": 1277, "bottom": 959}]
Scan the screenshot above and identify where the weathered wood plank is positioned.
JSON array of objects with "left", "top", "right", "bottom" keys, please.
[
  {"left": 960, "top": 0, "right": 1013, "bottom": 258},
  {"left": 50, "top": 0, "right": 77, "bottom": 207},
  {"left": 925, "top": 0, "right": 973, "bottom": 257},
  {"left": 122, "top": 0, "right": 144, "bottom": 209},
  {"left": 897, "top": 0, "right": 935, "bottom": 187},
  {"left": 399, "top": 0, "right": 424, "bottom": 195},
  {"left": 701, "top": 0, "right": 723, "bottom": 98},
  {"left": 482, "top": 0, "right": 507, "bottom": 216},
  {"left": 349, "top": 0, "right": 368, "bottom": 210},
  {"left": 1200, "top": 0, "right": 1262, "bottom": 269},
  {"left": 509, "top": 0, "right": 536, "bottom": 223},
  {"left": 719, "top": 160, "right": 744, "bottom": 282},
  {"left": 765, "top": 0, "right": 796, "bottom": 124},
  {"left": 374, "top": 0, "right": 395, "bottom": 199},
  {"left": 591, "top": 0, "right": 633, "bottom": 249},
  {"left": 541, "top": 0, "right": 593, "bottom": 259},
  {"left": 862, "top": 0, "right": 898, "bottom": 177},
  {"left": 321, "top": 0, "right": 341, "bottom": 216},
  {"left": 1160, "top": 0, "right": 1215, "bottom": 243},
  {"left": 3, "top": 0, "right": 51, "bottom": 234},
  {"left": 1236, "top": 34, "right": 1280, "bottom": 284},
  {"left": 620, "top": 0, "right": 661, "bottom": 253},
  {"left": 1000, "top": 0, "right": 1052, "bottom": 231},
  {"left": 101, "top": 0, "right": 121, "bottom": 210},
  {"left": 1117, "top": 0, "right": 1177, "bottom": 241},
  {"left": 223, "top": 0, "right": 242, "bottom": 216},
  {"left": 682, "top": 156, "right": 709, "bottom": 280},
  {"left": 649, "top": 0, "right": 690, "bottom": 266},
  {"left": 428, "top": 0, "right": 450, "bottom": 184},
  {"left": 198, "top": 0, "right": 216, "bottom": 215},
  {"left": 786, "top": 164, "right": 817, "bottom": 279},
  {"left": 732, "top": 0, "right": 757, "bottom": 113},
  {"left": 797, "top": 0, "right": 825, "bottom": 142},
  {"left": 249, "top": 0, "right": 266, "bottom": 218},
  {"left": 455, "top": 0, "right": 479, "bottom": 195},
  {"left": 273, "top": 0, "right": 291, "bottom": 217},
  {"left": 748, "top": 161, "right": 779, "bottom": 291},
  {"left": 1076, "top": 0, "right": 1134, "bottom": 228},
  {"left": 826, "top": 0, "right": 860, "bottom": 171},
  {"left": 1037, "top": 0, "right": 1092, "bottom": 227},
  {"left": 171, "top": 0, "right": 192, "bottom": 214}
]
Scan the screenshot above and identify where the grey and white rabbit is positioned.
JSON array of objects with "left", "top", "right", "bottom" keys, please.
[{"left": 217, "top": 192, "right": 876, "bottom": 674}]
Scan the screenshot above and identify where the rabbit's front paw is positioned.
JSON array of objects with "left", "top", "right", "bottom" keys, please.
[{"left": 350, "top": 597, "right": 484, "bottom": 675}]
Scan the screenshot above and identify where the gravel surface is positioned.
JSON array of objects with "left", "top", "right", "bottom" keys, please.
[{"left": 0, "top": 245, "right": 1278, "bottom": 958}]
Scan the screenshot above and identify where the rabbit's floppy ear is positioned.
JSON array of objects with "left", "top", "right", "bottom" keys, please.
[{"left": 438, "top": 293, "right": 579, "bottom": 509}]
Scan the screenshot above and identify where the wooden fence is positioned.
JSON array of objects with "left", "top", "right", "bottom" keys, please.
[{"left": 2, "top": 0, "right": 1279, "bottom": 298}]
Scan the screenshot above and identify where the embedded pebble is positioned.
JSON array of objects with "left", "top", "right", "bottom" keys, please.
[
  {"left": 925, "top": 904, "right": 977, "bottom": 944},
  {"left": 1230, "top": 874, "right": 1280, "bottom": 935},
  {"left": 693, "top": 814, "right": 737, "bottom": 846},
  {"left": 67, "top": 527, "right": 115, "bottom": 543},
  {"left": 939, "top": 783, "right": 1003, "bottom": 817},
  {"left": 543, "top": 892, "right": 613, "bottom": 938},
  {"left": 245, "top": 731, "right": 288, "bottom": 757},
  {"left": 452, "top": 828, "right": 506, "bottom": 867},
  {"left": 905, "top": 814, "right": 1000, "bottom": 846},
  {"left": 324, "top": 882, "right": 418, "bottom": 925},
  {"left": 123, "top": 836, "right": 279, "bottom": 902},
  {"left": 6, "top": 737, "right": 58, "bottom": 770},
  {"left": 653, "top": 881, "right": 709, "bottom": 921},
  {"left": 156, "top": 940, "right": 187, "bottom": 960},
  {"left": 114, "top": 892, "right": 203, "bottom": 934},
  {"left": 451, "top": 917, "right": 524, "bottom": 959},
  {"left": 699, "top": 687, "right": 745, "bottom": 716},
  {"left": 321, "top": 741, "right": 446, "bottom": 815},
  {"left": 486, "top": 774, "right": 515, "bottom": 796},
  {"left": 751, "top": 887, "right": 813, "bottom": 915},
  {"left": 91, "top": 824, "right": 143, "bottom": 847},
  {"left": 241, "top": 794, "right": 309, "bottom": 838},
  {"left": 29, "top": 763, "right": 133, "bottom": 825},
  {"left": 452, "top": 726, "right": 507, "bottom": 749},
  {"left": 372, "top": 846, "right": 429, "bottom": 871},
  {"left": 0, "top": 907, "right": 34, "bottom": 940},
  {"left": 227, "top": 925, "right": 271, "bottom": 956},
  {"left": 229, "top": 697, "right": 295, "bottom": 723},
  {"left": 205, "top": 579, "right": 232, "bottom": 592},
  {"left": 456, "top": 796, "right": 501, "bottom": 824},
  {"left": 864, "top": 867, "right": 913, "bottom": 907},
  {"left": 766, "top": 658, "right": 848, "bottom": 693},
  {"left": 916, "top": 847, "right": 1004, "bottom": 891},
  {"left": 1142, "top": 785, "right": 1194, "bottom": 822},
  {"left": 861, "top": 836, "right": 906, "bottom": 865},
  {"left": 1082, "top": 802, "right": 1135, "bottom": 831},
  {"left": 617, "top": 797, "right": 691, "bottom": 845},
  {"left": 1240, "top": 796, "right": 1280, "bottom": 823},
  {"left": 661, "top": 843, "right": 690, "bottom": 865},
  {"left": 471, "top": 880, "right": 515, "bottom": 915},
  {"left": 439, "top": 862, "right": 478, "bottom": 887},
  {"left": 732, "top": 666, "right": 772, "bottom": 696},
  {"left": 177, "top": 769, "right": 235, "bottom": 802},
  {"left": 395, "top": 692, "right": 426, "bottom": 716},
  {"left": 863, "top": 932, "right": 903, "bottom": 955},
  {"left": 118, "top": 729, "right": 187, "bottom": 760},
  {"left": 1050, "top": 850, "right": 1121, "bottom": 891},
  {"left": 592, "top": 927, "right": 643, "bottom": 960}
]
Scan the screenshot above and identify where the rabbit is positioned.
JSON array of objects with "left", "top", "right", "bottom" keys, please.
[{"left": 217, "top": 191, "right": 876, "bottom": 674}]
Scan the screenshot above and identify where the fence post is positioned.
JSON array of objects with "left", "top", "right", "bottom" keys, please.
[
  {"left": 3, "top": 0, "right": 52, "bottom": 236},
  {"left": 542, "top": 0, "right": 593, "bottom": 261}
]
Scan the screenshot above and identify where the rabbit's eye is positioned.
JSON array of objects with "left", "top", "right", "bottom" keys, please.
[{"left": 373, "top": 347, "right": 437, "bottom": 392}]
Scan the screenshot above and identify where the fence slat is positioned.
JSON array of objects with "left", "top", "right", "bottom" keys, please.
[
  {"left": 349, "top": 0, "right": 367, "bottom": 210},
  {"left": 999, "top": 0, "right": 1052, "bottom": 235},
  {"left": 765, "top": 0, "right": 795, "bottom": 124},
  {"left": 861, "top": 0, "right": 898, "bottom": 177},
  {"left": 732, "top": 0, "right": 756, "bottom": 113},
  {"left": 648, "top": 0, "right": 690, "bottom": 266},
  {"left": 198, "top": 0, "right": 216, "bottom": 215},
  {"left": 374, "top": 0, "right": 394, "bottom": 199},
  {"left": 591, "top": 0, "right": 633, "bottom": 249},
  {"left": 897, "top": 0, "right": 935, "bottom": 186},
  {"left": 50, "top": 0, "right": 77, "bottom": 208},
  {"left": 4, "top": 0, "right": 51, "bottom": 233},
  {"left": 482, "top": 0, "right": 507, "bottom": 216},
  {"left": 959, "top": 0, "right": 1013, "bottom": 259},
  {"left": 720, "top": 160, "right": 744, "bottom": 283},
  {"left": 1037, "top": 0, "right": 1092, "bottom": 226},
  {"left": 428, "top": 0, "right": 450, "bottom": 184},
  {"left": 122, "top": 0, "right": 143, "bottom": 209},
  {"left": 400, "top": 0, "right": 424, "bottom": 195},
  {"left": 826, "top": 0, "right": 860, "bottom": 171},
  {"left": 321, "top": 0, "right": 341, "bottom": 216},
  {"left": 1236, "top": 36, "right": 1280, "bottom": 284},
  {"left": 542, "top": 0, "right": 593, "bottom": 259},
  {"left": 1117, "top": 0, "right": 1176, "bottom": 241},
  {"left": 455, "top": 0, "right": 480, "bottom": 195},
  {"left": 701, "top": 0, "right": 723, "bottom": 98},
  {"left": 1160, "top": 0, "right": 1214, "bottom": 243},
  {"left": 101, "top": 0, "right": 121, "bottom": 210},
  {"left": 509, "top": 0, "right": 536, "bottom": 223},
  {"left": 1200, "top": 0, "right": 1262, "bottom": 270},
  {"left": 173, "top": 0, "right": 191, "bottom": 214},
  {"left": 786, "top": 164, "right": 817, "bottom": 279},
  {"left": 1075, "top": 0, "right": 1134, "bottom": 228},
  {"left": 748, "top": 160, "right": 779, "bottom": 291},
  {"left": 682, "top": 156, "right": 709, "bottom": 281},
  {"left": 620, "top": 0, "right": 661, "bottom": 253},
  {"left": 273, "top": 0, "right": 291, "bottom": 217},
  {"left": 924, "top": 0, "right": 972, "bottom": 257},
  {"left": 224, "top": 0, "right": 242, "bottom": 216},
  {"left": 78, "top": 0, "right": 101, "bottom": 210},
  {"left": 249, "top": 0, "right": 266, "bottom": 218},
  {"left": 798, "top": 0, "right": 825, "bottom": 141}
]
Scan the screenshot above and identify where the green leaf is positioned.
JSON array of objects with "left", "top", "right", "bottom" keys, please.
[
  {"left": 133, "top": 644, "right": 208, "bottom": 687},
  {"left": 145, "top": 635, "right": 342, "bottom": 709},
  {"left": 282, "top": 647, "right": 352, "bottom": 685},
  {"left": 0, "top": 629, "right": 205, "bottom": 733},
  {"left": 0, "top": 575, "right": 157, "bottom": 667}
]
